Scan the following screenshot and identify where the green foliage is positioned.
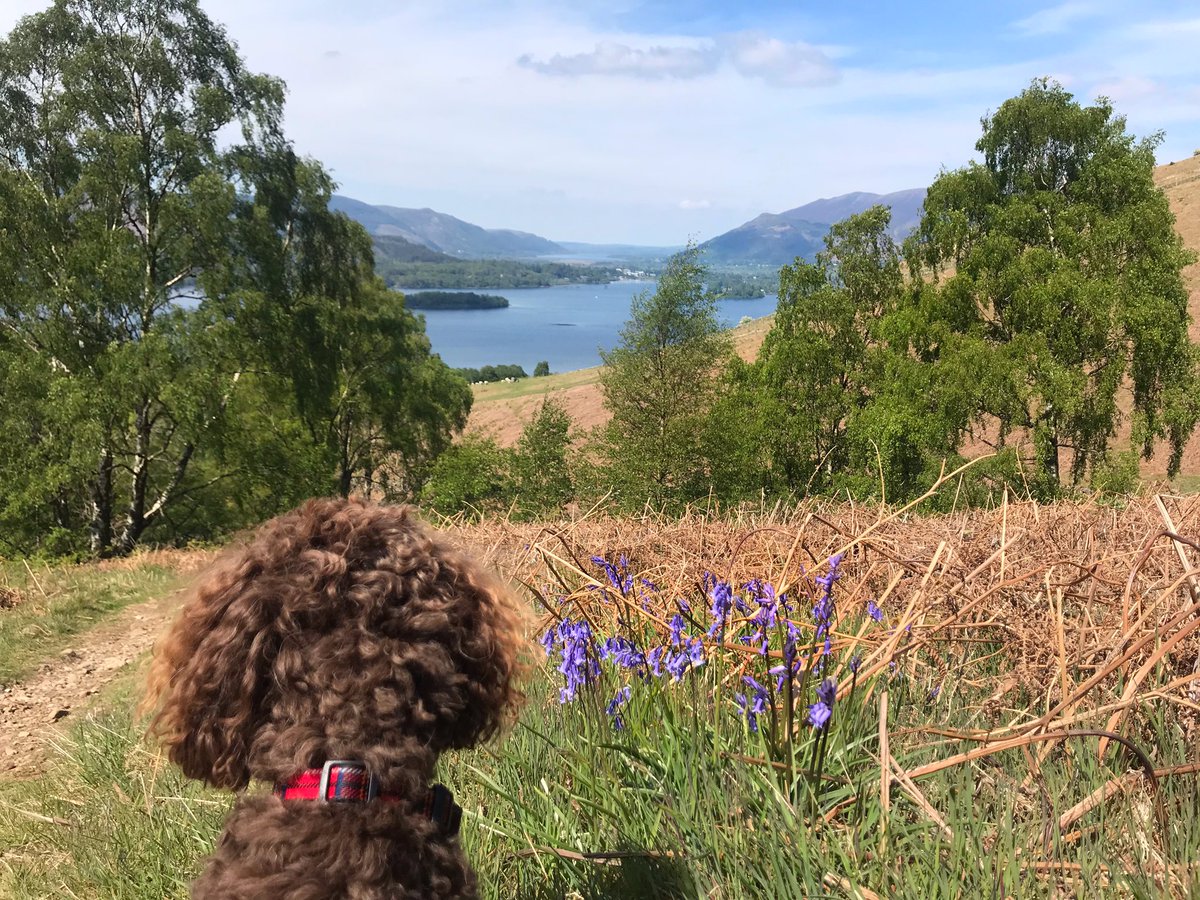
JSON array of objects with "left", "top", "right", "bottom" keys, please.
[
  {"left": 379, "top": 258, "right": 618, "bottom": 290},
  {"left": 704, "top": 267, "right": 779, "bottom": 299},
  {"left": 420, "top": 400, "right": 576, "bottom": 519},
  {"left": 599, "top": 245, "right": 734, "bottom": 508},
  {"left": 1090, "top": 449, "right": 1142, "bottom": 498},
  {"left": 722, "top": 79, "right": 1199, "bottom": 507},
  {"left": 907, "top": 78, "right": 1199, "bottom": 489},
  {"left": 404, "top": 291, "right": 508, "bottom": 310},
  {"left": 419, "top": 436, "right": 512, "bottom": 516},
  {"left": 533, "top": 360, "right": 551, "bottom": 377},
  {"left": 510, "top": 398, "right": 574, "bottom": 517},
  {"left": 0, "top": 0, "right": 468, "bottom": 555},
  {"left": 753, "top": 207, "right": 908, "bottom": 493},
  {"left": 453, "top": 364, "right": 529, "bottom": 383}
]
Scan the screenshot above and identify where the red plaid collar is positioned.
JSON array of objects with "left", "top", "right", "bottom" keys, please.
[{"left": 274, "top": 760, "right": 462, "bottom": 836}]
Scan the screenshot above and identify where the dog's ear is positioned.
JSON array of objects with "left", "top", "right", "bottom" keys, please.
[
  {"left": 428, "top": 545, "right": 530, "bottom": 749},
  {"left": 145, "top": 553, "right": 280, "bottom": 789}
]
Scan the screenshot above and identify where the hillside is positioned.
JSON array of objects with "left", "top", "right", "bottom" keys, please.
[
  {"left": 330, "top": 195, "right": 564, "bottom": 259},
  {"left": 465, "top": 315, "right": 774, "bottom": 446},
  {"left": 699, "top": 213, "right": 829, "bottom": 266},
  {"left": 700, "top": 187, "right": 926, "bottom": 266},
  {"left": 470, "top": 155, "right": 1200, "bottom": 483},
  {"left": 372, "top": 233, "right": 454, "bottom": 264}
]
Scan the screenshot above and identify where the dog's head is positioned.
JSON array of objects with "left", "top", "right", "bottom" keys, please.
[{"left": 146, "top": 499, "right": 525, "bottom": 791}]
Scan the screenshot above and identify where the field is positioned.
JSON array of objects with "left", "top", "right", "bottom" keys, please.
[{"left": 4, "top": 488, "right": 1200, "bottom": 897}]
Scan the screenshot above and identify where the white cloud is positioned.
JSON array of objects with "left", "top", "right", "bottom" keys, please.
[
  {"left": 517, "top": 41, "right": 718, "bottom": 79},
  {"left": 678, "top": 199, "right": 711, "bottom": 210},
  {"left": 722, "top": 32, "right": 838, "bottom": 87},
  {"left": 1012, "top": 2, "right": 1105, "bottom": 36},
  {"left": 518, "top": 32, "right": 838, "bottom": 87}
]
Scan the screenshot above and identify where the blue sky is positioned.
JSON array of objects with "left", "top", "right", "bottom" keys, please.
[{"left": 3, "top": 0, "right": 1199, "bottom": 244}]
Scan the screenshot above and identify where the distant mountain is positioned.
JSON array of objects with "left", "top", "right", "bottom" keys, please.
[
  {"left": 700, "top": 213, "right": 829, "bottom": 266},
  {"left": 372, "top": 234, "right": 454, "bottom": 264},
  {"left": 701, "top": 188, "right": 926, "bottom": 266},
  {"left": 330, "top": 195, "right": 565, "bottom": 259},
  {"left": 553, "top": 241, "right": 684, "bottom": 263},
  {"left": 782, "top": 188, "right": 926, "bottom": 237}
]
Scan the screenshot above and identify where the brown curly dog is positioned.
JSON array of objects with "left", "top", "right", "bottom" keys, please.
[{"left": 146, "top": 498, "right": 525, "bottom": 899}]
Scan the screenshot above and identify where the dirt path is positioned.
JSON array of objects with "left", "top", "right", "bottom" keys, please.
[{"left": 0, "top": 592, "right": 180, "bottom": 780}]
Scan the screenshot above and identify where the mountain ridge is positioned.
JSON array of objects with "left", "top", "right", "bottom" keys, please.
[
  {"left": 330, "top": 195, "right": 565, "bottom": 259},
  {"left": 700, "top": 187, "right": 926, "bottom": 266}
]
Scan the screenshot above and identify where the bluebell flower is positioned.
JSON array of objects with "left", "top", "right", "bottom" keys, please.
[
  {"left": 554, "top": 618, "right": 600, "bottom": 703},
  {"left": 606, "top": 685, "right": 632, "bottom": 730},
  {"left": 807, "top": 700, "right": 832, "bottom": 729},
  {"left": 866, "top": 599, "right": 883, "bottom": 622},
  {"left": 600, "top": 635, "right": 646, "bottom": 670},
  {"left": 687, "top": 637, "right": 705, "bottom": 667},
  {"left": 706, "top": 576, "right": 734, "bottom": 639},
  {"left": 807, "top": 677, "right": 837, "bottom": 730},
  {"left": 816, "top": 677, "right": 837, "bottom": 707},
  {"left": 849, "top": 652, "right": 863, "bottom": 674},
  {"left": 668, "top": 613, "right": 685, "bottom": 647},
  {"left": 735, "top": 676, "right": 770, "bottom": 733},
  {"left": 647, "top": 645, "right": 664, "bottom": 677},
  {"left": 665, "top": 648, "right": 690, "bottom": 681},
  {"left": 591, "top": 555, "right": 633, "bottom": 594}
]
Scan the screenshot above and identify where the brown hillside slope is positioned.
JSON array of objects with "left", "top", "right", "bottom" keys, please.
[
  {"left": 469, "top": 156, "right": 1200, "bottom": 477},
  {"left": 465, "top": 314, "right": 773, "bottom": 446}
]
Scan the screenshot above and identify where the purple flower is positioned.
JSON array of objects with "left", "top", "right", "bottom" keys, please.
[
  {"left": 808, "top": 677, "right": 837, "bottom": 730},
  {"left": 735, "top": 676, "right": 770, "bottom": 733},
  {"left": 665, "top": 648, "right": 690, "bottom": 681},
  {"left": 647, "top": 646, "right": 664, "bottom": 677},
  {"left": 668, "top": 613, "right": 685, "bottom": 647},
  {"left": 849, "top": 652, "right": 863, "bottom": 674},
  {"left": 606, "top": 685, "right": 632, "bottom": 730},
  {"left": 816, "top": 677, "right": 837, "bottom": 707},
  {"left": 600, "top": 635, "right": 646, "bottom": 670},
  {"left": 866, "top": 600, "right": 883, "bottom": 622},
  {"left": 706, "top": 575, "right": 734, "bottom": 639},
  {"left": 592, "top": 555, "right": 633, "bottom": 594},
  {"left": 687, "top": 638, "right": 705, "bottom": 667},
  {"left": 807, "top": 701, "right": 832, "bottom": 729},
  {"left": 554, "top": 618, "right": 600, "bottom": 703}
]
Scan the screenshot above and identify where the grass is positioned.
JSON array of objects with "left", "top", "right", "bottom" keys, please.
[
  {"left": 0, "top": 558, "right": 190, "bottom": 687},
  {"left": 468, "top": 313, "right": 773, "bottom": 408},
  {"left": 0, "top": 679, "right": 231, "bottom": 900},
  {"left": 4, "top": 496, "right": 1200, "bottom": 897},
  {"left": 472, "top": 364, "right": 604, "bottom": 404},
  {"left": 1170, "top": 473, "right": 1200, "bottom": 495}
]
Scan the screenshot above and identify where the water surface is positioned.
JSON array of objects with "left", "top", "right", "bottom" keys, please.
[{"left": 412, "top": 281, "right": 777, "bottom": 373}]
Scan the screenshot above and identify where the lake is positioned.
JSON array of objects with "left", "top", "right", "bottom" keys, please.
[{"left": 411, "top": 281, "right": 778, "bottom": 374}]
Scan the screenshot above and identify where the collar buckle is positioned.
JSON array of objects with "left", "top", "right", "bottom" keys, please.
[{"left": 317, "top": 759, "right": 379, "bottom": 802}]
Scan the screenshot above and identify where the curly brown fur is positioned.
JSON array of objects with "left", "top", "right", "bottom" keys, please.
[{"left": 145, "top": 499, "right": 526, "bottom": 899}]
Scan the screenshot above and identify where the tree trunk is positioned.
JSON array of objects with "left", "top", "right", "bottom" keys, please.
[
  {"left": 89, "top": 447, "right": 114, "bottom": 556},
  {"left": 1039, "top": 428, "right": 1061, "bottom": 488},
  {"left": 115, "top": 400, "right": 152, "bottom": 556},
  {"left": 338, "top": 410, "right": 354, "bottom": 498}
]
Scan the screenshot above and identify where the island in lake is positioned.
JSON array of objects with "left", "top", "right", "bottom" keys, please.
[{"left": 404, "top": 291, "right": 509, "bottom": 310}]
